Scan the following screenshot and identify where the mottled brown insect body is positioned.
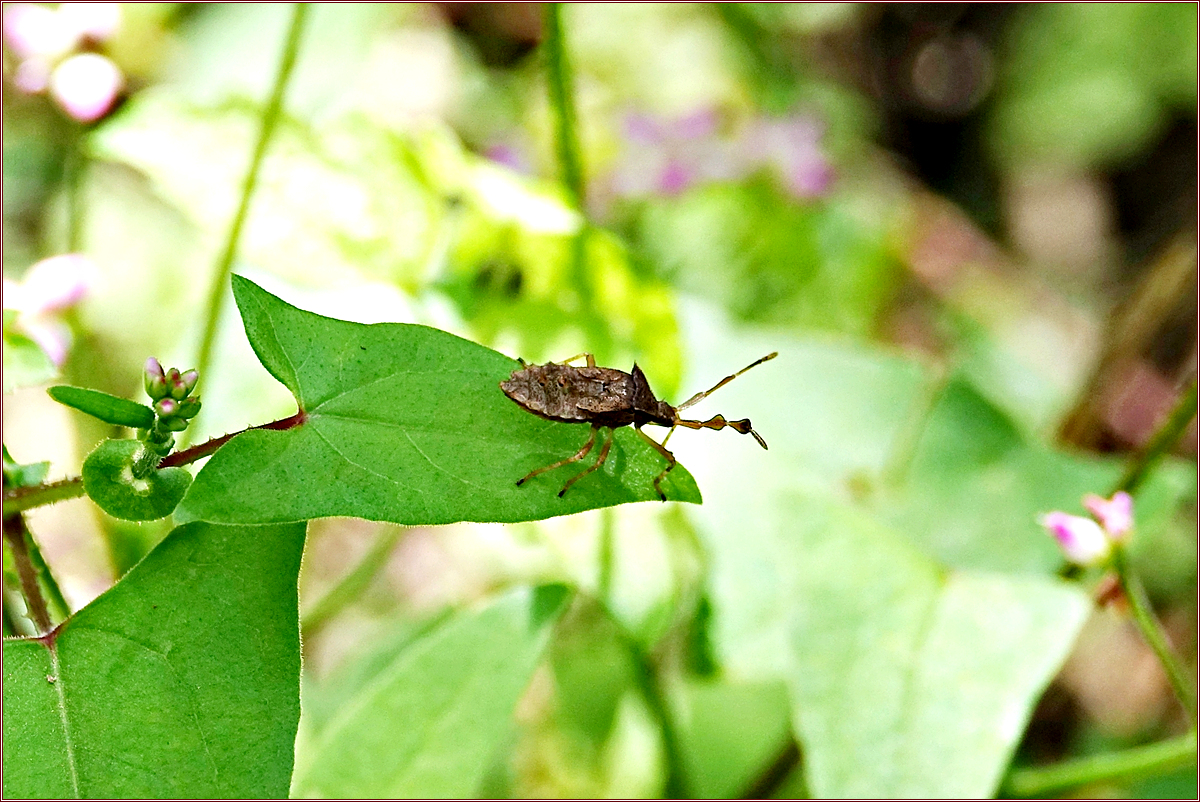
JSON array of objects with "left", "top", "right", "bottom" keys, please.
[{"left": 502, "top": 352, "right": 776, "bottom": 500}]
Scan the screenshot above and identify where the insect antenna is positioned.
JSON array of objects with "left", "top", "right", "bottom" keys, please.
[
  {"left": 676, "top": 352, "right": 778, "bottom": 412},
  {"left": 674, "top": 414, "right": 769, "bottom": 449}
]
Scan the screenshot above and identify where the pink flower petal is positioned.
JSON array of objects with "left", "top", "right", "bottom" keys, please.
[
  {"left": 1083, "top": 491, "right": 1134, "bottom": 540},
  {"left": 20, "top": 253, "right": 94, "bottom": 314},
  {"left": 49, "top": 53, "right": 123, "bottom": 123},
  {"left": 3, "top": 3, "right": 78, "bottom": 59},
  {"left": 1039, "top": 511, "right": 1111, "bottom": 566},
  {"left": 57, "top": 2, "right": 121, "bottom": 42}
]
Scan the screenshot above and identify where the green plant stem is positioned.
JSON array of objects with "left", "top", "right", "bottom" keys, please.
[
  {"left": 301, "top": 525, "right": 405, "bottom": 637},
  {"left": 1114, "top": 379, "right": 1197, "bottom": 495},
  {"left": 23, "top": 522, "right": 70, "bottom": 621},
  {"left": 543, "top": 3, "right": 584, "bottom": 209},
  {"left": 65, "top": 125, "right": 87, "bottom": 252},
  {"left": 597, "top": 507, "right": 614, "bottom": 605},
  {"left": 2, "top": 477, "right": 85, "bottom": 516},
  {"left": 1113, "top": 547, "right": 1197, "bottom": 727},
  {"left": 190, "top": 2, "right": 310, "bottom": 439},
  {"left": 2, "top": 513, "right": 52, "bottom": 633},
  {"left": 1002, "top": 731, "right": 1197, "bottom": 797},
  {"left": 3, "top": 411, "right": 306, "bottom": 516},
  {"left": 627, "top": 638, "right": 688, "bottom": 799}
]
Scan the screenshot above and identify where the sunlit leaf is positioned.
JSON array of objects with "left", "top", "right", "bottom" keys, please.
[
  {"left": 82, "top": 440, "right": 192, "bottom": 522},
  {"left": 2, "top": 520, "right": 306, "bottom": 798},
  {"left": 292, "top": 585, "right": 568, "bottom": 797},
  {"left": 177, "top": 277, "right": 699, "bottom": 526}
]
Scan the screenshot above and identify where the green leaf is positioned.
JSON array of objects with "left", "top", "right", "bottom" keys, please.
[
  {"left": 293, "top": 584, "right": 568, "bottom": 797},
  {"left": 177, "top": 277, "right": 699, "bottom": 526},
  {"left": 2, "top": 520, "right": 306, "bottom": 798},
  {"left": 675, "top": 678, "right": 792, "bottom": 799},
  {"left": 3, "top": 314, "right": 56, "bottom": 393},
  {"left": 2, "top": 445, "right": 50, "bottom": 488},
  {"left": 48, "top": 385, "right": 156, "bottom": 429},
  {"left": 82, "top": 440, "right": 192, "bottom": 521},
  {"left": 783, "top": 494, "right": 1090, "bottom": 798}
]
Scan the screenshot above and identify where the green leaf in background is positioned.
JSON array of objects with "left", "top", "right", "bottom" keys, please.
[
  {"left": 783, "top": 493, "right": 1090, "bottom": 798},
  {"left": 2, "top": 444, "right": 50, "bottom": 488},
  {"left": 675, "top": 678, "right": 793, "bottom": 799},
  {"left": 3, "top": 310, "right": 56, "bottom": 393},
  {"left": 668, "top": 309, "right": 1105, "bottom": 797},
  {"left": 2, "top": 520, "right": 306, "bottom": 798},
  {"left": 82, "top": 439, "right": 192, "bottom": 521},
  {"left": 293, "top": 584, "right": 569, "bottom": 797},
  {"left": 177, "top": 276, "right": 700, "bottom": 526},
  {"left": 47, "top": 385, "right": 156, "bottom": 429}
]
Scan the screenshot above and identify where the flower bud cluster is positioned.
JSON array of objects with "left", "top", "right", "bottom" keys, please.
[
  {"left": 140, "top": 357, "right": 201, "bottom": 461},
  {"left": 1039, "top": 491, "right": 1134, "bottom": 567}
]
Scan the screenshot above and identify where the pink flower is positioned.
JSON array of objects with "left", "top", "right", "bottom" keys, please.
[
  {"left": 49, "top": 52, "right": 123, "bottom": 122},
  {"left": 1083, "top": 491, "right": 1134, "bottom": 541},
  {"left": 3, "top": 253, "right": 94, "bottom": 366},
  {"left": 1039, "top": 511, "right": 1112, "bottom": 566}
]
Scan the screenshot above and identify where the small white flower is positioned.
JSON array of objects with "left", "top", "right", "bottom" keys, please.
[{"left": 1039, "top": 511, "right": 1111, "bottom": 566}]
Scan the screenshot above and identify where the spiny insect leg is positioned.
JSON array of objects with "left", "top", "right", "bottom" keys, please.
[
  {"left": 555, "top": 352, "right": 597, "bottom": 368},
  {"left": 517, "top": 425, "right": 598, "bottom": 486},
  {"left": 637, "top": 426, "right": 678, "bottom": 501},
  {"left": 558, "top": 427, "right": 613, "bottom": 497}
]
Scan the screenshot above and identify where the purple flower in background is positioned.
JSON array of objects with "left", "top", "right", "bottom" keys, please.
[
  {"left": 3, "top": 253, "right": 95, "bottom": 366},
  {"left": 50, "top": 52, "right": 123, "bottom": 122},
  {"left": 3, "top": 2, "right": 123, "bottom": 123},
  {"left": 1039, "top": 490, "right": 1137, "bottom": 566},
  {"left": 609, "top": 107, "right": 741, "bottom": 199},
  {"left": 1083, "top": 491, "right": 1134, "bottom": 541},
  {"left": 1039, "top": 511, "right": 1111, "bottom": 566},
  {"left": 742, "top": 114, "right": 836, "bottom": 199},
  {"left": 485, "top": 142, "right": 533, "bottom": 174},
  {"left": 603, "top": 106, "right": 835, "bottom": 208}
]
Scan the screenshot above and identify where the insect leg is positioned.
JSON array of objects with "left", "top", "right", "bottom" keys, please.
[
  {"left": 517, "top": 425, "right": 598, "bottom": 486},
  {"left": 636, "top": 426, "right": 678, "bottom": 501},
  {"left": 555, "top": 353, "right": 597, "bottom": 368},
  {"left": 558, "top": 427, "right": 614, "bottom": 497}
]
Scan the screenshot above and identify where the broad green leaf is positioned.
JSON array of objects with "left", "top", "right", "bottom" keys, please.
[
  {"left": 3, "top": 318, "right": 56, "bottom": 393},
  {"left": 783, "top": 493, "right": 1090, "bottom": 798},
  {"left": 2, "top": 520, "right": 306, "bottom": 798},
  {"left": 177, "top": 277, "right": 699, "bottom": 526},
  {"left": 675, "top": 678, "right": 792, "bottom": 799},
  {"left": 2, "top": 445, "right": 49, "bottom": 488},
  {"left": 293, "top": 584, "right": 569, "bottom": 798},
  {"left": 48, "top": 385, "right": 155, "bottom": 429},
  {"left": 82, "top": 440, "right": 192, "bottom": 521}
]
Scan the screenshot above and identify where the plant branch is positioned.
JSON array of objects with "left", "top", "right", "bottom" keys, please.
[
  {"left": 3, "top": 411, "right": 306, "bottom": 515},
  {"left": 190, "top": 2, "right": 311, "bottom": 432},
  {"left": 627, "top": 635, "right": 689, "bottom": 799},
  {"left": 159, "top": 410, "right": 306, "bottom": 468},
  {"left": 1114, "top": 379, "right": 1197, "bottom": 495},
  {"left": 1001, "top": 730, "right": 1197, "bottom": 797},
  {"left": 301, "top": 524, "right": 405, "bottom": 637},
  {"left": 1113, "top": 548, "right": 1197, "bottom": 727},
  {"left": 543, "top": 3, "right": 584, "bottom": 209},
  {"left": 3, "top": 513, "right": 52, "bottom": 633}
]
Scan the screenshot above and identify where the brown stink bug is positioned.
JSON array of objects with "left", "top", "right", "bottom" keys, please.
[{"left": 501, "top": 352, "right": 777, "bottom": 500}]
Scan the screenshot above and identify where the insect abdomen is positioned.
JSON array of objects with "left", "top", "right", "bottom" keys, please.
[{"left": 501, "top": 363, "right": 635, "bottom": 425}]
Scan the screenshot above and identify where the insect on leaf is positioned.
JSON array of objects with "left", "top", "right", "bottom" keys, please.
[{"left": 176, "top": 276, "right": 700, "bottom": 526}]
